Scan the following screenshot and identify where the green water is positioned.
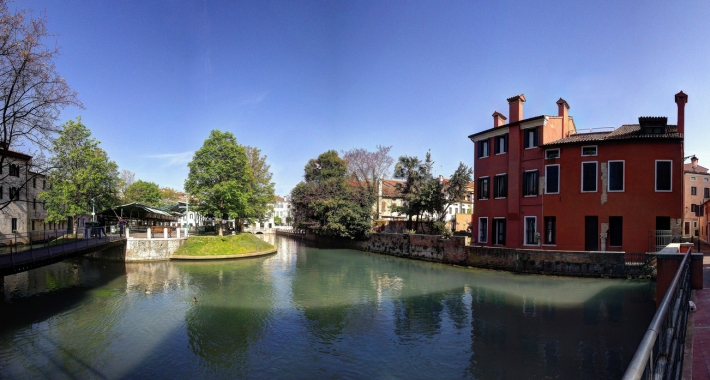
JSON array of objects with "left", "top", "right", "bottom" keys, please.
[{"left": 0, "top": 235, "right": 655, "bottom": 379}]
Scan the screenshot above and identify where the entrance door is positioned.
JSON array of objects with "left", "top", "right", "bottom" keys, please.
[
  {"left": 585, "top": 216, "right": 598, "bottom": 251},
  {"left": 656, "top": 216, "right": 671, "bottom": 231}
]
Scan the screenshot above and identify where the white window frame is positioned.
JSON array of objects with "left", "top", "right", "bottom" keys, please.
[
  {"left": 545, "top": 149, "right": 560, "bottom": 160},
  {"left": 607, "top": 160, "right": 625, "bottom": 192},
  {"left": 493, "top": 217, "right": 506, "bottom": 245},
  {"left": 523, "top": 216, "right": 537, "bottom": 246},
  {"left": 478, "top": 176, "right": 490, "bottom": 200},
  {"left": 523, "top": 169, "right": 539, "bottom": 197},
  {"left": 655, "top": 160, "right": 673, "bottom": 192},
  {"left": 494, "top": 173, "right": 507, "bottom": 199},
  {"left": 581, "top": 161, "right": 598, "bottom": 193},
  {"left": 581, "top": 145, "right": 598, "bottom": 156},
  {"left": 494, "top": 134, "right": 508, "bottom": 155},
  {"left": 478, "top": 217, "right": 488, "bottom": 243},
  {"left": 545, "top": 164, "right": 560, "bottom": 194},
  {"left": 478, "top": 139, "right": 490, "bottom": 159}
]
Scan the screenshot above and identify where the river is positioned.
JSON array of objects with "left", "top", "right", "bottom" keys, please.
[{"left": 0, "top": 235, "right": 655, "bottom": 379}]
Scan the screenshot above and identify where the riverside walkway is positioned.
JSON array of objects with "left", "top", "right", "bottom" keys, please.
[
  {"left": 0, "top": 235, "right": 125, "bottom": 276},
  {"left": 691, "top": 241, "right": 710, "bottom": 379}
]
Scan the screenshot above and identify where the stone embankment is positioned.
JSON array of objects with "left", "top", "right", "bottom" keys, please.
[{"left": 276, "top": 230, "right": 651, "bottom": 278}]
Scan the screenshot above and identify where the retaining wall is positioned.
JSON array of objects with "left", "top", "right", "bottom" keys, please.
[
  {"left": 282, "top": 231, "right": 649, "bottom": 278},
  {"left": 125, "top": 238, "right": 187, "bottom": 261}
]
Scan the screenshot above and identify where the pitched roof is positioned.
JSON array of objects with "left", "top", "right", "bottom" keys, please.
[
  {"left": 685, "top": 163, "right": 709, "bottom": 174},
  {"left": 541, "top": 124, "right": 682, "bottom": 147}
]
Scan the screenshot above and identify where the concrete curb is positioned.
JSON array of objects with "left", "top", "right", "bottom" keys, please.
[{"left": 169, "top": 248, "right": 277, "bottom": 260}]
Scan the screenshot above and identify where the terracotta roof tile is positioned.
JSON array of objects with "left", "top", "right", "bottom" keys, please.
[{"left": 542, "top": 124, "right": 682, "bottom": 147}]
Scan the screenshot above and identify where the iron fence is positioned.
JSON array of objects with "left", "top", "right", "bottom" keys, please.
[
  {"left": 622, "top": 247, "right": 691, "bottom": 380},
  {"left": 0, "top": 227, "right": 121, "bottom": 256}
]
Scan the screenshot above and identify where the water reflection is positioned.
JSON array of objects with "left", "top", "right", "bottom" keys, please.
[{"left": 0, "top": 235, "right": 655, "bottom": 379}]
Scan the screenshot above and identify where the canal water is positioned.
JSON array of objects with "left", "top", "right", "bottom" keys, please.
[{"left": 0, "top": 235, "right": 655, "bottom": 379}]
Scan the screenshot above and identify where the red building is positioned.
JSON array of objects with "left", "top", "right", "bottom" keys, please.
[{"left": 469, "top": 92, "right": 686, "bottom": 253}]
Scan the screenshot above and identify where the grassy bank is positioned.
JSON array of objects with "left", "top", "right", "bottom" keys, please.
[{"left": 174, "top": 234, "right": 276, "bottom": 256}]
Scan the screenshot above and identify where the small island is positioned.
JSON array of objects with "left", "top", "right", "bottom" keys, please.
[{"left": 170, "top": 234, "right": 277, "bottom": 260}]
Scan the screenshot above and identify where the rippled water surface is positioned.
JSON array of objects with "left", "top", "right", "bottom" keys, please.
[{"left": 0, "top": 235, "right": 655, "bottom": 379}]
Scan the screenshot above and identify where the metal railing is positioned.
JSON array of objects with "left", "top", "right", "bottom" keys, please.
[
  {"left": 0, "top": 227, "right": 122, "bottom": 255},
  {"left": 623, "top": 247, "right": 692, "bottom": 380}
]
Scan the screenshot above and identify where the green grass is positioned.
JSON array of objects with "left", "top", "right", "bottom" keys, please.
[{"left": 174, "top": 234, "right": 276, "bottom": 256}]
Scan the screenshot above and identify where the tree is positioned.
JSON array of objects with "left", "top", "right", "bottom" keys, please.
[
  {"left": 291, "top": 150, "right": 373, "bottom": 239},
  {"left": 39, "top": 118, "right": 119, "bottom": 231},
  {"left": 342, "top": 145, "right": 394, "bottom": 219},
  {"left": 273, "top": 215, "right": 283, "bottom": 226},
  {"left": 0, "top": 1, "right": 81, "bottom": 211},
  {"left": 393, "top": 151, "right": 472, "bottom": 234},
  {"left": 158, "top": 187, "right": 182, "bottom": 207},
  {"left": 118, "top": 169, "right": 135, "bottom": 200},
  {"left": 243, "top": 145, "right": 275, "bottom": 225},
  {"left": 184, "top": 130, "right": 252, "bottom": 235},
  {"left": 124, "top": 180, "right": 161, "bottom": 206}
]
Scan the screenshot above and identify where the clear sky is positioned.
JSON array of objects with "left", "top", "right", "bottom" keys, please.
[{"left": 13, "top": 1, "right": 710, "bottom": 195}]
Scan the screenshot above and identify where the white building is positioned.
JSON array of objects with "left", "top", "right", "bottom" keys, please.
[{"left": 246, "top": 195, "right": 292, "bottom": 231}]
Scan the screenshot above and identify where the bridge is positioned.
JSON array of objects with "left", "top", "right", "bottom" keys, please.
[{"left": 0, "top": 232, "right": 125, "bottom": 276}]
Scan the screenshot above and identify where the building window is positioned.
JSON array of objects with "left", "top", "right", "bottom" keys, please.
[
  {"left": 478, "top": 177, "right": 490, "bottom": 200},
  {"left": 608, "top": 161, "right": 624, "bottom": 192},
  {"left": 32, "top": 177, "right": 36, "bottom": 188},
  {"left": 522, "top": 170, "right": 539, "bottom": 196},
  {"left": 11, "top": 218, "right": 17, "bottom": 232},
  {"left": 691, "top": 177, "right": 697, "bottom": 181},
  {"left": 0, "top": 186, "right": 3, "bottom": 199},
  {"left": 609, "top": 216, "right": 622, "bottom": 246},
  {"left": 705, "top": 178, "right": 709, "bottom": 182},
  {"left": 581, "top": 146, "right": 597, "bottom": 156},
  {"left": 9, "top": 187, "right": 18, "bottom": 200},
  {"left": 705, "top": 188, "right": 709, "bottom": 198},
  {"left": 582, "top": 162, "right": 598, "bottom": 192},
  {"left": 544, "top": 216, "right": 556, "bottom": 244},
  {"left": 545, "top": 149, "right": 560, "bottom": 160},
  {"left": 478, "top": 217, "right": 488, "bottom": 243},
  {"left": 524, "top": 128, "right": 539, "bottom": 149},
  {"left": 494, "top": 174, "right": 507, "bottom": 198},
  {"left": 33, "top": 198, "right": 36, "bottom": 210},
  {"left": 9, "top": 164, "right": 19, "bottom": 177},
  {"left": 545, "top": 165, "right": 559, "bottom": 194},
  {"left": 477, "top": 139, "right": 490, "bottom": 158},
  {"left": 494, "top": 134, "right": 508, "bottom": 155},
  {"left": 655, "top": 160, "right": 672, "bottom": 192},
  {"left": 692, "top": 204, "right": 698, "bottom": 213},
  {"left": 695, "top": 221, "right": 699, "bottom": 228},
  {"left": 493, "top": 218, "right": 506, "bottom": 245},
  {"left": 692, "top": 186, "right": 697, "bottom": 196},
  {"left": 524, "top": 216, "right": 537, "bottom": 245},
  {"left": 42, "top": 180, "right": 46, "bottom": 189}
]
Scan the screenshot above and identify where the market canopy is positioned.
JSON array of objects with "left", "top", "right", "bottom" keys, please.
[{"left": 100, "top": 202, "right": 178, "bottom": 222}]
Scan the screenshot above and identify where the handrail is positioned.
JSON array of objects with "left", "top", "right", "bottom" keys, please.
[{"left": 623, "top": 247, "right": 692, "bottom": 380}]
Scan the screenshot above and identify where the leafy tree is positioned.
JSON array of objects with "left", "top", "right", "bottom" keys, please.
[
  {"left": 393, "top": 151, "right": 472, "bottom": 234},
  {"left": 291, "top": 150, "right": 373, "bottom": 239},
  {"left": 185, "top": 130, "right": 253, "bottom": 235},
  {"left": 124, "top": 180, "right": 161, "bottom": 206},
  {"left": 0, "top": 1, "right": 82, "bottom": 211},
  {"left": 39, "top": 118, "right": 119, "bottom": 231},
  {"left": 118, "top": 169, "right": 135, "bottom": 199},
  {"left": 159, "top": 187, "right": 182, "bottom": 207},
  {"left": 273, "top": 216, "right": 283, "bottom": 226},
  {"left": 243, "top": 145, "right": 276, "bottom": 225}
]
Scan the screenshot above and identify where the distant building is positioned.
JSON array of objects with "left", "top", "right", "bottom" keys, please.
[
  {"left": 245, "top": 195, "right": 292, "bottom": 231},
  {"left": 684, "top": 156, "right": 710, "bottom": 240},
  {"left": 469, "top": 92, "right": 686, "bottom": 253}
]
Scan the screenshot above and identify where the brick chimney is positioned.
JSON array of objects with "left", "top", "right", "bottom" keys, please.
[
  {"left": 556, "top": 98, "right": 569, "bottom": 135},
  {"left": 492, "top": 111, "right": 507, "bottom": 128},
  {"left": 507, "top": 94, "right": 526, "bottom": 123},
  {"left": 692, "top": 155, "right": 698, "bottom": 169},
  {"left": 675, "top": 91, "right": 688, "bottom": 135}
]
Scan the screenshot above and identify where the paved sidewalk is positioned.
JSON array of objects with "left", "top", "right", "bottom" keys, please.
[{"left": 691, "top": 242, "right": 710, "bottom": 379}]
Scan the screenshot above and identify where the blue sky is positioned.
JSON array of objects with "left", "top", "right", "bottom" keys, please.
[{"left": 13, "top": 1, "right": 710, "bottom": 195}]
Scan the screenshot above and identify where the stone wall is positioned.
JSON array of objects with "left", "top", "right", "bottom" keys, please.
[
  {"left": 365, "top": 233, "right": 634, "bottom": 278},
  {"left": 124, "top": 238, "right": 186, "bottom": 261}
]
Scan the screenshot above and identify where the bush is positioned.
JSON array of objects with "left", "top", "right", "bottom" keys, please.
[{"left": 431, "top": 221, "right": 447, "bottom": 235}]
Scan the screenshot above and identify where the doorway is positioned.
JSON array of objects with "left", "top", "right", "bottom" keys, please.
[{"left": 585, "top": 216, "right": 598, "bottom": 251}]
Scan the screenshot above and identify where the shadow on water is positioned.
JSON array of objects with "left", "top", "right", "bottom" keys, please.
[{"left": 0, "top": 257, "right": 126, "bottom": 332}]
